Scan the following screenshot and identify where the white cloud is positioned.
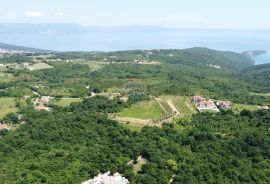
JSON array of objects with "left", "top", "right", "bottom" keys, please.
[
  {"left": 143, "top": 13, "right": 205, "bottom": 27},
  {"left": 155, "top": 13, "right": 203, "bottom": 23},
  {"left": 55, "top": 12, "right": 70, "bottom": 17},
  {"left": 24, "top": 11, "right": 44, "bottom": 18}
]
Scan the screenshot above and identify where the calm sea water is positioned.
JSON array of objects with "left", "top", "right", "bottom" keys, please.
[
  {"left": 253, "top": 52, "right": 270, "bottom": 65},
  {"left": 1, "top": 26, "right": 270, "bottom": 52}
]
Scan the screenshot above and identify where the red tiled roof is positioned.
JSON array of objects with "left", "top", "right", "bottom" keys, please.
[
  {"left": 198, "top": 101, "right": 212, "bottom": 105},
  {"left": 0, "top": 124, "right": 8, "bottom": 130}
]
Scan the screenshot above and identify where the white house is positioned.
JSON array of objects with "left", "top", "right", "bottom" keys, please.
[{"left": 82, "top": 172, "right": 129, "bottom": 184}]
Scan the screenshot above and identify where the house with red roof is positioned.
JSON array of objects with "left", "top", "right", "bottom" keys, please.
[
  {"left": 193, "top": 97, "right": 219, "bottom": 112},
  {"left": 216, "top": 101, "right": 233, "bottom": 109},
  {"left": 192, "top": 95, "right": 205, "bottom": 102},
  {"left": 0, "top": 124, "right": 9, "bottom": 131}
]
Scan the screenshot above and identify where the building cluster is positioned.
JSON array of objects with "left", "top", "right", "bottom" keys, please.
[
  {"left": 216, "top": 101, "right": 233, "bottom": 109},
  {"left": 35, "top": 96, "right": 52, "bottom": 112},
  {"left": 108, "top": 92, "right": 129, "bottom": 102},
  {"left": 258, "top": 105, "right": 270, "bottom": 110},
  {"left": 192, "top": 96, "right": 232, "bottom": 112},
  {"left": 82, "top": 172, "right": 129, "bottom": 184}
]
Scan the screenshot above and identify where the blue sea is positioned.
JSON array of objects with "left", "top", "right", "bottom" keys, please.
[
  {"left": 1, "top": 24, "right": 270, "bottom": 56},
  {"left": 253, "top": 52, "right": 270, "bottom": 65}
]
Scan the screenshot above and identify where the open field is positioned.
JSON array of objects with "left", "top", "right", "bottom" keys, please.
[
  {"left": 113, "top": 116, "right": 151, "bottom": 127},
  {"left": 132, "top": 156, "right": 148, "bottom": 173},
  {"left": 28, "top": 63, "right": 53, "bottom": 70},
  {"left": 72, "top": 60, "right": 106, "bottom": 71},
  {"left": 0, "top": 73, "right": 14, "bottom": 82},
  {"left": 121, "top": 123, "right": 142, "bottom": 132},
  {"left": 250, "top": 92, "right": 270, "bottom": 97},
  {"left": 232, "top": 104, "right": 258, "bottom": 113},
  {"left": 0, "top": 98, "right": 17, "bottom": 119},
  {"left": 118, "top": 100, "right": 165, "bottom": 119},
  {"left": 160, "top": 96, "right": 197, "bottom": 117},
  {"left": 55, "top": 98, "right": 82, "bottom": 107},
  {"left": 0, "top": 66, "right": 7, "bottom": 72}
]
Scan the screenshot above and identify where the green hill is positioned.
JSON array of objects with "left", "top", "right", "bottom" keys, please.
[
  {"left": 54, "top": 48, "right": 254, "bottom": 71},
  {"left": 240, "top": 63, "right": 270, "bottom": 92},
  {"left": 0, "top": 42, "right": 51, "bottom": 53}
]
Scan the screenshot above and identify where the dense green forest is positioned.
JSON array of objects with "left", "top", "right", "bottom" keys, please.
[
  {"left": 52, "top": 48, "right": 254, "bottom": 70},
  {"left": 0, "top": 97, "right": 270, "bottom": 183},
  {"left": 240, "top": 64, "right": 270, "bottom": 92}
]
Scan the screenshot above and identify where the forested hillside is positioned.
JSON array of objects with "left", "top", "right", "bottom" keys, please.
[
  {"left": 53, "top": 48, "right": 254, "bottom": 70},
  {"left": 240, "top": 64, "right": 270, "bottom": 92},
  {"left": 0, "top": 42, "right": 50, "bottom": 53},
  {"left": 0, "top": 97, "right": 270, "bottom": 183}
]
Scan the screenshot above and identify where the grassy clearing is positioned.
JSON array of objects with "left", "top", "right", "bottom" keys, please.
[
  {"left": 0, "top": 98, "right": 17, "bottom": 119},
  {"left": 55, "top": 98, "right": 82, "bottom": 107},
  {"left": 72, "top": 60, "right": 106, "bottom": 71},
  {"left": 128, "top": 156, "right": 148, "bottom": 174},
  {"left": 250, "top": 92, "right": 270, "bottom": 97},
  {"left": 232, "top": 104, "right": 258, "bottom": 113},
  {"left": 0, "top": 66, "right": 7, "bottom": 72},
  {"left": 0, "top": 73, "right": 14, "bottom": 82},
  {"left": 133, "top": 158, "right": 147, "bottom": 173},
  {"left": 121, "top": 123, "right": 142, "bottom": 132},
  {"left": 118, "top": 100, "right": 165, "bottom": 119},
  {"left": 28, "top": 63, "right": 53, "bottom": 70}
]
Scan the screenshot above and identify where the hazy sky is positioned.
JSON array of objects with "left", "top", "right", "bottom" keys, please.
[{"left": 0, "top": 0, "right": 269, "bottom": 28}]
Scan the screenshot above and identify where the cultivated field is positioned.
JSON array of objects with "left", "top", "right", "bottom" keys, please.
[
  {"left": 250, "top": 92, "right": 270, "bottom": 97},
  {"left": 0, "top": 98, "right": 17, "bottom": 119},
  {"left": 160, "top": 96, "right": 197, "bottom": 117},
  {"left": 27, "top": 63, "right": 53, "bottom": 70},
  {"left": 71, "top": 60, "right": 106, "bottom": 71},
  {"left": 55, "top": 98, "right": 82, "bottom": 107},
  {"left": 121, "top": 123, "right": 142, "bottom": 132},
  {"left": 0, "top": 66, "right": 7, "bottom": 72},
  {"left": 118, "top": 100, "right": 165, "bottom": 119},
  {"left": 232, "top": 104, "right": 258, "bottom": 113}
]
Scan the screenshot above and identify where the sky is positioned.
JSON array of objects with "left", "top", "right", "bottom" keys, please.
[{"left": 0, "top": 0, "right": 270, "bottom": 29}]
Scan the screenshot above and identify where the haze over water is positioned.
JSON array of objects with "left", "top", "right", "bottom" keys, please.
[
  {"left": 1, "top": 24, "right": 270, "bottom": 54},
  {"left": 253, "top": 52, "right": 270, "bottom": 65}
]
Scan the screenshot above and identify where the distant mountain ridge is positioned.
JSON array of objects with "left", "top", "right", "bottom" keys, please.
[{"left": 0, "top": 42, "right": 51, "bottom": 54}]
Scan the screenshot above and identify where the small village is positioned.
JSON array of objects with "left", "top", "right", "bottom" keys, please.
[{"left": 192, "top": 95, "right": 233, "bottom": 112}]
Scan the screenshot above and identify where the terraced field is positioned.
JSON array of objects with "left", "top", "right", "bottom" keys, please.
[
  {"left": 160, "top": 96, "right": 197, "bottom": 117},
  {"left": 160, "top": 101, "right": 174, "bottom": 114}
]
